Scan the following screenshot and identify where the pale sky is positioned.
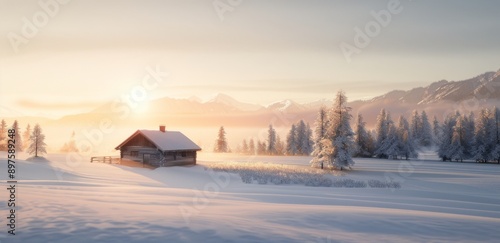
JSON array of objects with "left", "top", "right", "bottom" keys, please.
[{"left": 1, "top": 0, "right": 499, "bottom": 118}]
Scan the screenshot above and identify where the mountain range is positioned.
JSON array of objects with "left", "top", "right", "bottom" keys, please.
[{"left": 5, "top": 68, "right": 500, "bottom": 129}]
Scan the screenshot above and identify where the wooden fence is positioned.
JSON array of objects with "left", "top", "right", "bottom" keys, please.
[{"left": 90, "top": 156, "right": 119, "bottom": 164}]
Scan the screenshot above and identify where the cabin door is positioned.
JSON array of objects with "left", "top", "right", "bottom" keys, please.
[{"left": 143, "top": 154, "right": 150, "bottom": 164}]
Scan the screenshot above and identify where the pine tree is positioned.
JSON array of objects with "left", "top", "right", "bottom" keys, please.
[
  {"left": 354, "top": 114, "right": 374, "bottom": 157},
  {"left": 473, "top": 109, "right": 495, "bottom": 162},
  {"left": 376, "top": 113, "right": 399, "bottom": 159},
  {"left": 396, "top": 116, "right": 418, "bottom": 160},
  {"left": 248, "top": 138, "right": 255, "bottom": 155},
  {"left": 214, "top": 126, "right": 229, "bottom": 153},
  {"left": 275, "top": 135, "right": 285, "bottom": 155},
  {"left": 449, "top": 119, "right": 466, "bottom": 162},
  {"left": 0, "top": 119, "right": 6, "bottom": 151},
  {"left": 325, "top": 91, "right": 355, "bottom": 170},
  {"left": 420, "top": 111, "right": 433, "bottom": 147},
  {"left": 375, "top": 110, "right": 399, "bottom": 159},
  {"left": 432, "top": 116, "right": 442, "bottom": 145},
  {"left": 242, "top": 139, "right": 249, "bottom": 154},
  {"left": 410, "top": 110, "right": 422, "bottom": 145},
  {"left": 28, "top": 124, "right": 47, "bottom": 157},
  {"left": 493, "top": 107, "right": 500, "bottom": 163},
  {"left": 23, "top": 124, "right": 31, "bottom": 150},
  {"left": 311, "top": 106, "right": 329, "bottom": 168},
  {"left": 374, "top": 109, "right": 388, "bottom": 157},
  {"left": 462, "top": 112, "right": 475, "bottom": 159},
  {"left": 267, "top": 124, "right": 277, "bottom": 155},
  {"left": 257, "top": 140, "right": 267, "bottom": 155},
  {"left": 11, "top": 120, "right": 23, "bottom": 152},
  {"left": 296, "top": 120, "right": 307, "bottom": 155},
  {"left": 286, "top": 124, "right": 298, "bottom": 155},
  {"left": 438, "top": 113, "right": 458, "bottom": 161},
  {"left": 492, "top": 144, "right": 500, "bottom": 164},
  {"left": 304, "top": 123, "right": 313, "bottom": 155}
]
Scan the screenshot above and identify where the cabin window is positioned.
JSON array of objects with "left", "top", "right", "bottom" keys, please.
[
  {"left": 181, "top": 152, "right": 187, "bottom": 157},
  {"left": 130, "top": 151, "right": 138, "bottom": 157}
]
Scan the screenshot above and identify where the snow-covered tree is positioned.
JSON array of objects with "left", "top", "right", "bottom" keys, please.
[
  {"left": 494, "top": 107, "right": 500, "bottom": 144},
  {"left": 214, "top": 126, "right": 229, "bottom": 153},
  {"left": 23, "top": 124, "right": 31, "bottom": 150},
  {"left": 257, "top": 140, "right": 267, "bottom": 155},
  {"left": 248, "top": 138, "right": 255, "bottom": 155},
  {"left": 432, "top": 116, "right": 442, "bottom": 145},
  {"left": 449, "top": 119, "right": 466, "bottom": 162},
  {"left": 461, "top": 112, "right": 476, "bottom": 159},
  {"left": 325, "top": 91, "right": 355, "bottom": 170},
  {"left": 296, "top": 120, "right": 307, "bottom": 154},
  {"left": 0, "top": 119, "right": 6, "bottom": 151},
  {"left": 304, "top": 123, "right": 313, "bottom": 155},
  {"left": 275, "top": 135, "right": 286, "bottom": 155},
  {"left": 374, "top": 109, "right": 388, "bottom": 156},
  {"left": 60, "top": 131, "right": 79, "bottom": 153},
  {"left": 286, "top": 120, "right": 313, "bottom": 156},
  {"left": 267, "top": 124, "right": 277, "bottom": 155},
  {"left": 474, "top": 109, "right": 495, "bottom": 162},
  {"left": 314, "top": 138, "right": 334, "bottom": 169},
  {"left": 410, "top": 110, "right": 422, "bottom": 143},
  {"left": 242, "top": 139, "right": 249, "bottom": 154},
  {"left": 396, "top": 116, "right": 418, "bottom": 160},
  {"left": 492, "top": 144, "right": 500, "bottom": 163},
  {"left": 493, "top": 107, "right": 500, "bottom": 163},
  {"left": 420, "top": 111, "right": 433, "bottom": 147},
  {"left": 11, "top": 120, "right": 23, "bottom": 152},
  {"left": 353, "top": 114, "right": 374, "bottom": 157},
  {"left": 438, "top": 112, "right": 458, "bottom": 161},
  {"left": 286, "top": 124, "right": 297, "bottom": 155},
  {"left": 375, "top": 113, "right": 399, "bottom": 159},
  {"left": 374, "top": 109, "right": 399, "bottom": 159},
  {"left": 28, "top": 124, "right": 47, "bottom": 157},
  {"left": 311, "top": 105, "right": 329, "bottom": 168}
]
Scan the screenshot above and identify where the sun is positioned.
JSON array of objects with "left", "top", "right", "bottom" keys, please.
[{"left": 132, "top": 102, "right": 150, "bottom": 114}]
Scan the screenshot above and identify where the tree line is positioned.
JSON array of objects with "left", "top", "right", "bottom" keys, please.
[
  {"left": 436, "top": 108, "right": 500, "bottom": 163},
  {"left": 0, "top": 119, "right": 47, "bottom": 157},
  {"left": 215, "top": 121, "right": 314, "bottom": 156},
  {"left": 213, "top": 92, "right": 500, "bottom": 168}
]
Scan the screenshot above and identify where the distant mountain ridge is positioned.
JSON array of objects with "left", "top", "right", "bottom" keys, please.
[
  {"left": 206, "top": 93, "right": 262, "bottom": 112},
  {"left": 4, "top": 68, "right": 500, "bottom": 129},
  {"left": 349, "top": 69, "right": 500, "bottom": 127},
  {"left": 366, "top": 71, "right": 500, "bottom": 105}
]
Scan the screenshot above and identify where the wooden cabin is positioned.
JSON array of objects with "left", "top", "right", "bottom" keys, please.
[{"left": 115, "top": 126, "right": 202, "bottom": 167}]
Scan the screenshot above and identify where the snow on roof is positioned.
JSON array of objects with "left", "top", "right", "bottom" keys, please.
[{"left": 116, "top": 130, "right": 201, "bottom": 151}]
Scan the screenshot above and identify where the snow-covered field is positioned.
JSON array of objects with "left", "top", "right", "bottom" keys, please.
[{"left": 1, "top": 152, "right": 500, "bottom": 243}]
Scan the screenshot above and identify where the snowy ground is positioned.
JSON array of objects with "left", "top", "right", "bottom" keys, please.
[{"left": 1, "top": 152, "right": 500, "bottom": 243}]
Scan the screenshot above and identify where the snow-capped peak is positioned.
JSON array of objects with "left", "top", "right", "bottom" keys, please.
[
  {"left": 266, "top": 99, "right": 305, "bottom": 113},
  {"left": 206, "top": 93, "right": 262, "bottom": 111}
]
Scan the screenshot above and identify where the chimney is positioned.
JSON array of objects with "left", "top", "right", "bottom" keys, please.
[{"left": 159, "top": 125, "right": 166, "bottom": 132}]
